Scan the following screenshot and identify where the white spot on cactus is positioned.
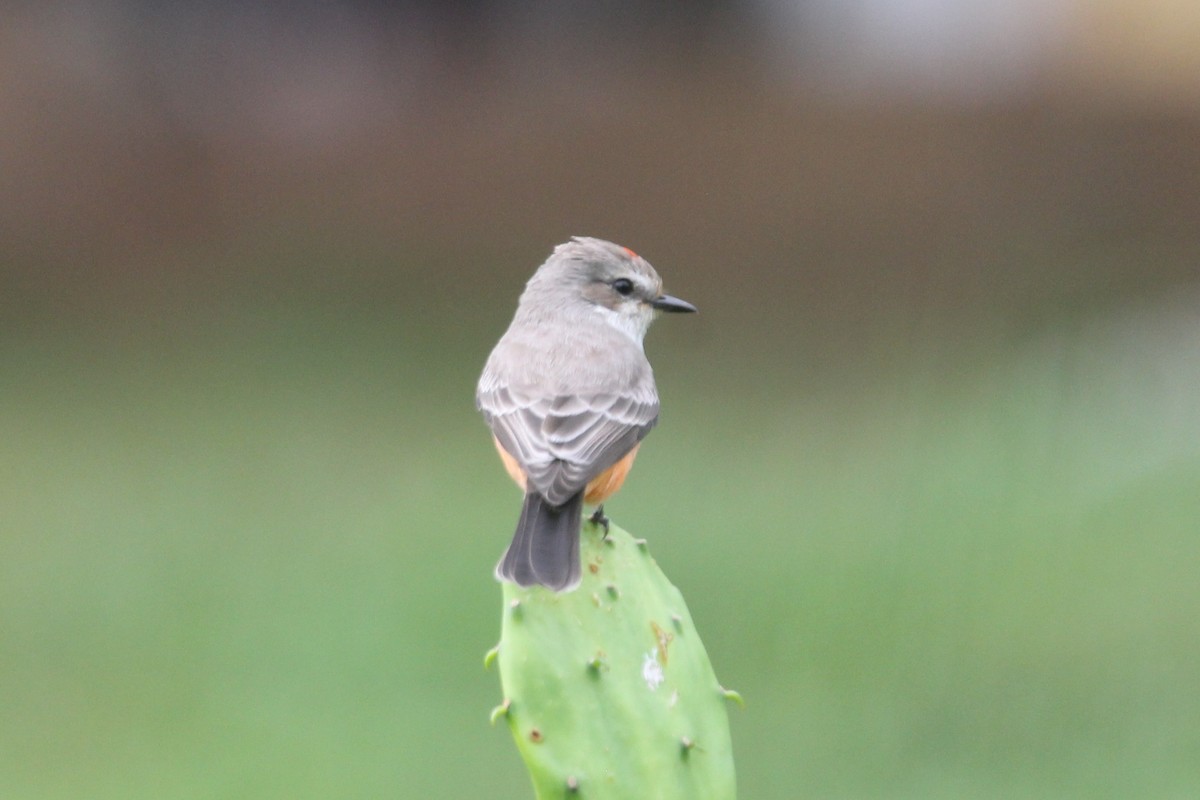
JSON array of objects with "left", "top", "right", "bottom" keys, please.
[
  {"left": 642, "top": 650, "right": 664, "bottom": 691},
  {"left": 668, "top": 690, "right": 679, "bottom": 708}
]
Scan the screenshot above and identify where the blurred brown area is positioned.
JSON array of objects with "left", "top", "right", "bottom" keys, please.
[{"left": 2, "top": 2, "right": 1197, "bottom": 350}]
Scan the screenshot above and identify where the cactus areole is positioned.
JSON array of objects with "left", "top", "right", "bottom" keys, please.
[{"left": 492, "top": 520, "right": 737, "bottom": 799}]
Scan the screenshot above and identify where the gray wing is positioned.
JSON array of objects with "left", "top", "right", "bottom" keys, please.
[{"left": 478, "top": 375, "right": 659, "bottom": 507}]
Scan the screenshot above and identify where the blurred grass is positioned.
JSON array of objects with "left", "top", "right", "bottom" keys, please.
[{"left": 2, "top": 282, "right": 1199, "bottom": 798}]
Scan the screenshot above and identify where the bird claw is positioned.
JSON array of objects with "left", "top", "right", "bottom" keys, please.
[{"left": 589, "top": 505, "right": 610, "bottom": 537}]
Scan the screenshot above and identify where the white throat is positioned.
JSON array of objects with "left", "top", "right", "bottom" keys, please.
[{"left": 593, "top": 305, "right": 650, "bottom": 349}]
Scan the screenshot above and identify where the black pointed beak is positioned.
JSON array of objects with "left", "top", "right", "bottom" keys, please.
[{"left": 650, "top": 294, "right": 698, "bottom": 313}]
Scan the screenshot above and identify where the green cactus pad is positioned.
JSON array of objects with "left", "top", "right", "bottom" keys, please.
[{"left": 495, "top": 520, "right": 736, "bottom": 799}]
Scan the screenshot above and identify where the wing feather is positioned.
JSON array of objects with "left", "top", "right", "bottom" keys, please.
[{"left": 479, "top": 378, "right": 659, "bottom": 507}]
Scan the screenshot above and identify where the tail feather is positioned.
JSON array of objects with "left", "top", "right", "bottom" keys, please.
[{"left": 496, "top": 491, "right": 583, "bottom": 591}]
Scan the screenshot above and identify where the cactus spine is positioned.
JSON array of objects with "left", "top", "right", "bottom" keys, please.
[{"left": 491, "top": 520, "right": 737, "bottom": 799}]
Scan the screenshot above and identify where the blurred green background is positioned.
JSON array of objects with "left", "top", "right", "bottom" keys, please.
[{"left": 3, "top": 3, "right": 1199, "bottom": 798}]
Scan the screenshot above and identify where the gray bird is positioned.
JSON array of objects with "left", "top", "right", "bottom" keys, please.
[{"left": 477, "top": 237, "right": 697, "bottom": 591}]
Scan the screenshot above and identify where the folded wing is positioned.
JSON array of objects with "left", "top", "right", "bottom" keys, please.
[{"left": 478, "top": 381, "right": 659, "bottom": 507}]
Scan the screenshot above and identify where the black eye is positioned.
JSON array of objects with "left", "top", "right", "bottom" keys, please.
[{"left": 612, "top": 278, "right": 635, "bottom": 296}]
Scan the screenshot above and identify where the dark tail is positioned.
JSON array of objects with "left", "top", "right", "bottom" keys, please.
[{"left": 495, "top": 491, "right": 583, "bottom": 592}]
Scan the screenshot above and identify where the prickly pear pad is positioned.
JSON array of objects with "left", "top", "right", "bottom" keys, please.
[{"left": 494, "top": 520, "right": 736, "bottom": 799}]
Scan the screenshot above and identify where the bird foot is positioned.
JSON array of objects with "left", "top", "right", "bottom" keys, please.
[{"left": 588, "top": 505, "right": 610, "bottom": 537}]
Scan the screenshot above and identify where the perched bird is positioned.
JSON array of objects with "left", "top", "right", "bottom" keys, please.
[{"left": 477, "top": 237, "right": 696, "bottom": 591}]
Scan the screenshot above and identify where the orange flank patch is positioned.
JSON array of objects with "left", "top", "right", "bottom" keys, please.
[
  {"left": 492, "top": 436, "right": 640, "bottom": 506},
  {"left": 584, "top": 444, "right": 639, "bottom": 504},
  {"left": 493, "top": 437, "right": 527, "bottom": 491}
]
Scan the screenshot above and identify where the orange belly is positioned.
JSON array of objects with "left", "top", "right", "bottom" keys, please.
[{"left": 492, "top": 436, "right": 640, "bottom": 505}]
